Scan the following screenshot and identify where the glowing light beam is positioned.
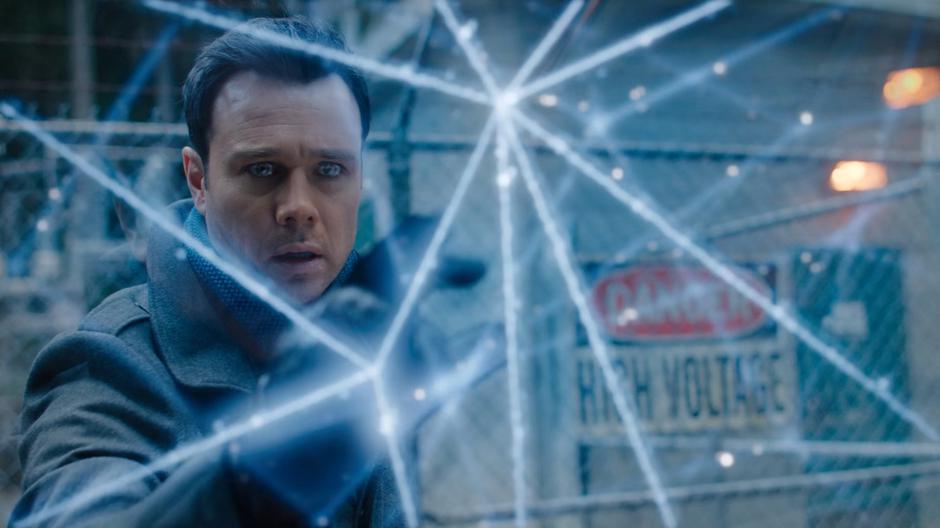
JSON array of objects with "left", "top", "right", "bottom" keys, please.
[
  {"left": 495, "top": 131, "right": 528, "bottom": 528},
  {"left": 511, "top": 109, "right": 939, "bottom": 441},
  {"left": 515, "top": 0, "right": 732, "bottom": 101},
  {"left": 501, "top": 119, "right": 676, "bottom": 528},
  {"left": 142, "top": 0, "right": 490, "bottom": 105}
]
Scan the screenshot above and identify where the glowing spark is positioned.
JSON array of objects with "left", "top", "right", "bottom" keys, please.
[
  {"left": 515, "top": 0, "right": 732, "bottom": 101},
  {"left": 496, "top": 131, "right": 528, "bottom": 528},
  {"left": 617, "top": 307, "right": 639, "bottom": 325},
  {"left": 457, "top": 20, "right": 478, "bottom": 42},
  {"left": 501, "top": 119, "right": 676, "bottom": 528},
  {"left": 47, "top": 187, "right": 61, "bottom": 201},
  {"left": 611, "top": 167, "right": 625, "bottom": 180},
  {"left": 537, "top": 93, "right": 559, "bottom": 107},
  {"left": 629, "top": 86, "right": 647, "bottom": 101},
  {"left": 511, "top": 110, "right": 939, "bottom": 440},
  {"left": 142, "top": 0, "right": 490, "bottom": 105},
  {"left": 0, "top": 103, "right": 371, "bottom": 371},
  {"left": 373, "top": 119, "right": 496, "bottom": 369},
  {"left": 16, "top": 370, "right": 373, "bottom": 527},
  {"left": 712, "top": 61, "right": 728, "bottom": 75},
  {"left": 497, "top": 167, "right": 516, "bottom": 187},
  {"left": 726, "top": 164, "right": 740, "bottom": 177},
  {"left": 35, "top": 219, "right": 49, "bottom": 232},
  {"left": 379, "top": 413, "right": 396, "bottom": 436},
  {"left": 877, "top": 377, "right": 891, "bottom": 392},
  {"left": 716, "top": 451, "right": 735, "bottom": 468},
  {"left": 412, "top": 388, "right": 427, "bottom": 402},
  {"left": 800, "top": 111, "right": 814, "bottom": 125}
]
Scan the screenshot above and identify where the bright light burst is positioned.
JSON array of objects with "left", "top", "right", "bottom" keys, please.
[{"left": 5, "top": 1, "right": 939, "bottom": 527}]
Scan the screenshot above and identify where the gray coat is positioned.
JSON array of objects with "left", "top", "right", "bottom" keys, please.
[{"left": 12, "top": 202, "right": 401, "bottom": 527}]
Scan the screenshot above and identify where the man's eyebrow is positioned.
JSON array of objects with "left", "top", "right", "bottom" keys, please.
[
  {"left": 227, "top": 147, "right": 281, "bottom": 164},
  {"left": 226, "top": 148, "right": 359, "bottom": 163},
  {"left": 311, "top": 148, "right": 359, "bottom": 162}
]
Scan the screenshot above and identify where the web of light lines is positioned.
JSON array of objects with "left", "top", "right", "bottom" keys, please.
[{"left": 4, "top": 0, "right": 938, "bottom": 526}]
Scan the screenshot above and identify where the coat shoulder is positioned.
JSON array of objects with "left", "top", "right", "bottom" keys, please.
[
  {"left": 78, "top": 284, "right": 150, "bottom": 336},
  {"left": 29, "top": 284, "right": 163, "bottom": 389}
]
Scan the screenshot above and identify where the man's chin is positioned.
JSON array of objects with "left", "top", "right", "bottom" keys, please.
[
  {"left": 273, "top": 278, "right": 328, "bottom": 306},
  {"left": 254, "top": 264, "right": 322, "bottom": 301}
]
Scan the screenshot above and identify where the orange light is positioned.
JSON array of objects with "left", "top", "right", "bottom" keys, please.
[
  {"left": 883, "top": 67, "right": 940, "bottom": 109},
  {"left": 830, "top": 161, "right": 887, "bottom": 192}
]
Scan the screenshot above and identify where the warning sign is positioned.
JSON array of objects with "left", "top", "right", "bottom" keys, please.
[
  {"left": 590, "top": 263, "right": 775, "bottom": 342},
  {"left": 577, "top": 341, "right": 794, "bottom": 433},
  {"left": 576, "top": 262, "right": 794, "bottom": 435}
]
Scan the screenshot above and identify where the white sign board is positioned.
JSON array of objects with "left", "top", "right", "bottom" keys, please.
[{"left": 576, "top": 262, "right": 795, "bottom": 435}]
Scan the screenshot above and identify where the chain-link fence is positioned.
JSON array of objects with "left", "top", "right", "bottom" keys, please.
[
  {"left": 4, "top": 0, "right": 940, "bottom": 527},
  {"left": 412, "top": 151, "right": 940, "bottom": 527}
]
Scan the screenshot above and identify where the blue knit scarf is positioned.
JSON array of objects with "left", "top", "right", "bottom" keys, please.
[{"left": 184, "top": 207, "right": 358, "bottom": 342}]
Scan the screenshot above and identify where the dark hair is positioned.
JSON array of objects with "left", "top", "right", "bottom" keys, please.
[{"left": 182, "top": 17, "right": 371, "bottom": 161}]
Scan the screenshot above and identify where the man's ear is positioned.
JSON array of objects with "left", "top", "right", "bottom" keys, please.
[{"left": 182, "top": 146, "right": 208, "bottom": 214}]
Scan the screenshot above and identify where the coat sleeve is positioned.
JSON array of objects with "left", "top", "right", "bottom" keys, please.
[{"left": 10, "top": 329, "right": 242, "bottom": 527}]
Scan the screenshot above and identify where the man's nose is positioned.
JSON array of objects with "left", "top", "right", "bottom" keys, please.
[{"left": 275, "top": 171, "right": 321, "bottom": 226}]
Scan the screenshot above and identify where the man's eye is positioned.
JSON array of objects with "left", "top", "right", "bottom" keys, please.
[
  {"left": 246, "top": 162, "right": 275, "bottom": 178},
  {"left": 317, "top": 162, "right": 343, "bottom": 178}
]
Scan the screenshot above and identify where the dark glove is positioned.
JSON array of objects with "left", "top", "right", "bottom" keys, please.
[
  {"left": 224, "top": 286, "right": 390, "bottom": 527},
  {"left": 222, "top": 283, "right": 442, "bottom": 527}
]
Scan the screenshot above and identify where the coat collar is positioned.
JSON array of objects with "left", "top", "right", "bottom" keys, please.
[{"left": 146, "top": 199, "right": 258, "bottom": 393}]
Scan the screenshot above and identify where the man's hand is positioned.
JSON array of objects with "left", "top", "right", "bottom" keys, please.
[{"left": 223, "top": 285, "right": 417, "bottom": 527}]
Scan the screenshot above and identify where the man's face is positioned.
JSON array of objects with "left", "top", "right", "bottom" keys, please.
[{"left": 183, "top": 71, "right": 362, "bottom": 305}]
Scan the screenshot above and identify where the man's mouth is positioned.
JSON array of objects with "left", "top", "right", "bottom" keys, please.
[
  {"left": 270, "top": 244, "right": 327, "bottom": 275},
  {"left": 273, "top": 251, "right": 319, "bottom": 263}
]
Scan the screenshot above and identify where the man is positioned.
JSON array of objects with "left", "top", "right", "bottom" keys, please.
[{"left": 13, "top": 17, "right": 417, "bottom": 527}]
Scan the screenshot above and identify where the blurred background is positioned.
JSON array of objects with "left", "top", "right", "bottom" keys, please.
[{"left": 4, "top": 0, "right": 940, "bottom": 526}]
